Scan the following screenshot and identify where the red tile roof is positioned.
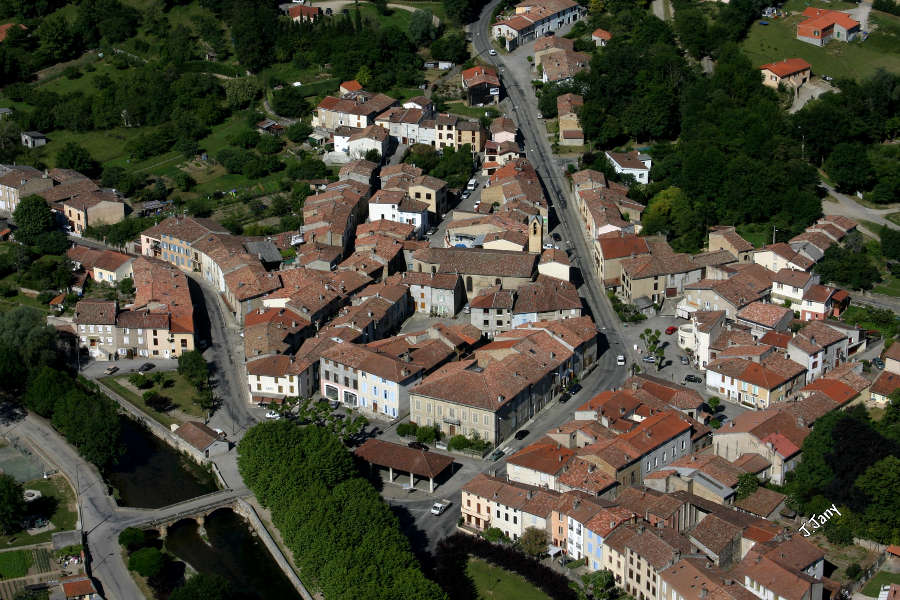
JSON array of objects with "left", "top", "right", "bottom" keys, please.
[
  {"left": 759, "top": 58, "right": 812, "bottom": 78},
  {"left": 872, "top": 370, "right": 900, "bottom": 397}
]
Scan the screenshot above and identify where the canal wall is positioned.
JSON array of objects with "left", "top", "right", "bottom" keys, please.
[
  {"left": 96, "top": 381, "right": 229, "bottom": 490},
  {"left": 232, "top": 499, "right": 314, "bottom": 600}
]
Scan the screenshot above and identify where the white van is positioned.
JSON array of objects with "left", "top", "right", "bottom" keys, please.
[{"left": 466, "top": 178, "right": 477, "bottom": 191}]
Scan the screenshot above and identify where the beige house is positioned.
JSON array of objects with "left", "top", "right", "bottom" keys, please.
[
  {"left": 705, "top": 355, "right": 806, "bottom": 410},
  {"left": 557, "top": 93, "right": 584, "bottom": 146},
  {"left": 0, "top": 164, "right": 53, "bottom": 212},
  {"left": 602, "top": 524, "right": 689, "bottom": 599},
  {"left": 753, "top": 243, "right": 814, "bottom": 272},
  {"left": 708, "top": 226, "right": 754, "bottom": 262},
  {"left": 461, "top": 473, "right": 560, "bottom": 541},
  {"left": 408, "top": 175, "right": 448, "bottom": 216},
  {"left": 620, "top": 252, "right": 701, "bottom": 304},
  {"left": 61, "top": 190, "right": 126, "bottom": 234},
  {"left": 713, "top": 409, "right": 810, "bottom": 484},
  {"left": 594, "top": 234, "right": 651, "bottom": 288},
  {"left": 760, "top": 58, "right": 812, "bottom": 90},
  {"left": 410, "top": 247, "right": 538, "bottom": 300}
]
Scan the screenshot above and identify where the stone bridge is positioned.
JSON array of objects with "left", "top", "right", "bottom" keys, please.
[{"left": 124, "top": 488, "right": 250, "bottom": 538}]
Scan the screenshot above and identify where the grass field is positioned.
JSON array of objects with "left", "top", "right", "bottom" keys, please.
[
  {"left": 102, "top": 372, "right": 206, "bottom": 427},
  {"left": 783, "top": 0, "right": 856, "bottom": 11},
  {"left": 736, "top": 223, "right": 772, "bottom": 248},
  {"left": 0, "top": 475, "right": 76, "bottom": 549},
  {"left": 0, "top": 551, "right": 33, "bottom": 580},
  {"left": 445, "top": 101, "right": 497, "bottom": 121},
  {"left": 466, "top": 558, "right": 550, "bottom": 600},
  {"left": 862, "top": 571, "right": 900, "bottom": 597},
  {"left": 742, "top": 11, "right": 900, "bottom": 81}
]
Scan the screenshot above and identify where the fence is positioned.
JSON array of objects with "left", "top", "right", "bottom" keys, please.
[{"left": 841, "top": 546, "right": 888, "bottom": 597}]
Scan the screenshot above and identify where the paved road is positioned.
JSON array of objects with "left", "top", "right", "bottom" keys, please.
[
  {"left": 470, "top": 2, "right": 631, "bottom": 375},
  {"left": 820, "top": 182, "right": 899, "bottom": 233},
  {"left": 188, "top": 274, "right": 260, "bottom": 440},
  {"left": 2, "top": 415, "right": 143, "bottom": 600}
]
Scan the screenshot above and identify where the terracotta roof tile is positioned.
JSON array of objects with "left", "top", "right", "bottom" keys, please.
[{"left": 355, "top": 439, "right": 453, "bottom": 478}]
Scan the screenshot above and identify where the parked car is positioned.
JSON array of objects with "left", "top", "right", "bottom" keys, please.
[
  {"left": 552, "top": 232, "right": 562, "bottom": 242},
  {"left": 489, "top": 449, "right": 505, "bottom": 461},
  {"left": 559, "top": 391, "right": 571, "bottom": 403},
  {"left": 665, "top": 326, "right": 678, "bottom": 335},
  {"left": 680, "top": 355, "right": 689, "bottom": 365},
  {"left": 489, "top": 49, "right": 498, "bottom": 56},
  {"left": 616, "top": 355, "right": 626, "bottom": 366},
  {"left": 427, "top": 227, "right": 437, "bottom": 236},
  {"left": 138, "top": 363, "right": 154, "bottom": 372},
  {"left": 408, "top": 441, "right": 429, "bottom": 451},
  {"left": 641, "top": 355, "right": 657, "bottom": 363},
  {"left": 514, "top": 429, "right": 529, "bottom": 440},
  {"left": 463, "top": 303, "right": 470, "bottom": 314},
  {"left": 872, "top": 357, "right": 885, "bottom": 370},
  {"left": 568, "top": 383, "right": 582, "bottom": 395},
  {"left": 265, "top": 410, "right": 281, "bottom": 420},
  {"left": 431, "top": 500, "right": 452, "bottom": 515},
  {"left": 104, "top": 366, "right": 119, "bottom": 375},
  {"left": 683, "top": 374, "right": 703, "bottom": 384}
]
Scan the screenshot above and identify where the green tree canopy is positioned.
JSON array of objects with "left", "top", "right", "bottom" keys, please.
[
  {"left": 128, "top": 547, "right": 165, "bottom": 578},
  {"left": 170, "top": 573, "right": 234, "bottom": 600},
  {"left": 0, "top": 474, "right": 25, "bottom": 535},
  {"left": 519, "top": 527, "right": 547, "bottom": 556},
  {"left": 13, "top": 195, "right": 56, "bottom": 247},
  {"left": 56, "top": 142, "right": 100, "bottom": 178}
]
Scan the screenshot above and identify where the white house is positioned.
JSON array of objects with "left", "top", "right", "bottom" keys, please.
[
  {"left": 770, "top": 269, "right": 818, "bottom": 307},
  {"left": 368, "top": 189, "right": 429, "bottom": 238},
  {"left": 677, "top": 310, "right": 726, "bottom": 370},
  {"left": 388, "top": 271, "right": 464, "bottom": 317},
  {"left": 347, "top": 125, "right": 390, "bottom": 160},
  {"left": 319, "top": 342, "right": 424, "bottom": 420},
  {"left": 605, "top": 150, "right": 651, "bottom": 184},
  {"left": 246, "top": 354, "right": 318, "bottom": 403}
]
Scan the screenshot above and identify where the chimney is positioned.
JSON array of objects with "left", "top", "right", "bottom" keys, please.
[
  {"left": 573, "top": 500, "right": 580, "bottom": 509},
  {"left": 700, "top": 585, "right": 708, "bottom": 599},
  {"left": 588, "top": 464, "right": 595, "bottom": 473},
  {"left": 527, "top": 490, "right": 534, "bottom": 499}
]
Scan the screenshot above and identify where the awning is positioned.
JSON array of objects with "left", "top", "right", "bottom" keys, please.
[{"left": 547, "top": 545, "right": 563, "bottom": 556}]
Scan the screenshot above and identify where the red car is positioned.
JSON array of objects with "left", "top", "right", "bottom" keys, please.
[{"left": 665, "top": 326, "right": 678, "bottom": 335}]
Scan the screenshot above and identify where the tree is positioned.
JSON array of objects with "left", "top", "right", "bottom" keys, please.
[
  {"left": 117, "top": 277, "right": 135, "bottom": 296},
  {"left": 854, "top": 456, "right": 900, "bottom": 542},
  {"left": 814, "top": 245, "right": 881, "bottom": 290},
  {"left": 372, "top": 0, "right": 389, "bottom": 15},
  {"left": 519, "top": 527, "right": 547, "bottom": 556},
  {"left": 0, "top": 474, "right": 25, "bottom": 535},
  {"left": 24, "top": 366, "right": 73, "bottom": 417},
  {"left": 177, "top": 350, "right": 208, "bottom": 389},
  {"left": 707, "top": 397, "right": 721, "bottom": 413},
  {"left": 257, "top": 135, "right": 283, "bottom": 155},
  {"left": 431, "top": 32, "right": 468, "bottom": 63},
  {"left": 364, "top": 148, "right": 382, "bottom": 164},
  {"left": 416, "top": 425, "right": 440, "bottom": 444},
  {"left": 286, "top": 122, "right": 313, "bottom": 143},
  {"left": 736, "top": 473, "right": 759, "bottom": 500},
  {"left": 170, "top": 573, "right": 233, "bottom": 600},
  {"left": 824, "top": 143, "right": 874, "bottom": 194},
  {"left": 128, "top": 547, "right": 165, "bottom": 578},
  {"left": 579, "top": 569, "right": 615, "bottom": 599},
  {"left": 118, "top": 527, "right": 146, "bottom": 551},
  {"left": 409, "top": 10, "right": 436, "bottom": 46},
  {"left": 13, "top": 195, "right": 55, "bottom": 247},
  {"left": 56, "top": 142, "right": 99, "bottom": 178},
  {"left": 483, "top": 527, "right": 507, "bottom": 543},
  {"left": 270, "top": 86, "right": 308, "bottom": 118}
]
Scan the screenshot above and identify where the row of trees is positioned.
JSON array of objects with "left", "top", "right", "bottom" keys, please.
[
  {"left": 237, "top": 421, "right": 445, "bottom": 599},
  {"left": 403, "top": 143, "right": 475, "bottom": 189}
]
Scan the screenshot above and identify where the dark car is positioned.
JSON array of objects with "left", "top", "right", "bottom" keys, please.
[
  {"left": 489, "top": 449, "right": 505, "bottom": 461},
  {"left": 568, "top": 383, "right": 582, "bottom": 395},
  {"left": 559, "top": 391, "right": 571, "bottom": 403},
  {"left": 408, "top": 441, "right": 429, "bottom": 451},
  {"left": 552, "top": 232, "right": 562, "bottom": 242},
  {"left": 683, "top": 374, "right": 703, "bottom": 384},
  {"left": 872, "top": 357, "right": 885, "bottom": 370},
  {"left": 514, "top": 429, "right": 529, "bottom": 440},
  {"left": 138, "top": 363, "right": 154, "bottom": 372}
]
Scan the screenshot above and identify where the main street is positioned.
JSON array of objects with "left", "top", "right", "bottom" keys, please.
[{"left": 469, "top": 2, "right": 631, "bottom": 377}]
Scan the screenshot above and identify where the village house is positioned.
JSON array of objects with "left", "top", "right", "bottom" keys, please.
[
  {"left": 61, "top": 189, "right": 126, "bottom": 234},
  {"left": 602, "top": 523, "right": 692, "bottom": 598},
  {"left": 770, "top": 268, "right": 818, "bottom": 307},
  {"left": 796, "top": 7, "right": 859, "bottom": 45},
  {"left": 338, "top": 159, "right": 378, "bottom": 187},
  {"left": 461, "top": 66, "right": 501, "bottom": 105},
  {"left": 786, "top": 320, "right": 849, "bottom": 382},
  {"left": 287, "top": 3, "right": 321, "bottom": 21},
  {"left": 538, "top": 248, "right": 570, "bottom": 281},
  {"left": 620, "top": 250, "right": 702, "bottom": 305},
  {"left": 172, "top": 421, "right": 228, "bottom": 462},
  {"left": 313, "top": 90, "right": 396, "bottom": 131},
  {"left": 759, "top": 58, "right": 812, "bottom": 90},
  {"left": 469, "top": 288, "right": 516, "bottom": 338},
  {"left": 678, "top": 269, "right": 772, "bottom": 320},
  {"left": 67, "top": 246, "right": 134, "bottom": 285},
  {"left": 735, "top": 302, "right": 794, "bottom": 338},
  {"left": 385, "top": 271, "right": 464, "bottom": 317},
  {"left": 411, "top": 247, "right": 538, "bottom": 299},
  {"left": 368, "top": 189, "right": 429, "bottom": 238},
  {"left": 491, "top": 0, "right": 584, "bottom": 51},
  {"left": 708, "top": 226, "right": 754, "bottom": 263},
  {"left": 21, "top": 131, "right": 47, "bottom": 148},
  {"left": 557, "top": 93, "right": 584, "bottom": 146},
  {"left": 247, "top": 353, "right": 317, "bottom": 403},
  {"left": 460, "top": 473, "right": 560, "bottom": 540},
  {"left": 542, "top": 49, "right": 590, "bottom": 83},
  {"left": 320, "top": 341, "right": 424, "bottom": 420},
  {"left": 533, "top": 35, "right": 574, "bottom": 67},
  {"left": 753, "top": 242, "right": 814, "bottom": 272},
  {"left": 592, "top": 28, "right": 612, "bottom": 46},
  {"left": 713, "top": 409, "right": 810, "bottom": 484},
  {"left": 678, "top": 310, "right": 726, "bottom": 370},
  {"left": 511, "top": 275, "right": 582, "bottom": 327},
  {"left": 0, "top": 164, "right": 54, "bottom": 212},
  {"left": 605, "top": 151, "right": 651, "bottom": 184},
  {"left": 407, "top": 175, "right": 448, "bottom": 217},
  {"left": 347, "top": 125, "right": 390, "bottom": 160},
  {"left": 706, "top": 354, "right": 807, "bottom": 410}
]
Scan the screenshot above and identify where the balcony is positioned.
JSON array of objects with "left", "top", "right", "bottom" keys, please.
[{"left": 442, "top": 416, "right": 461, "bottom": 426}]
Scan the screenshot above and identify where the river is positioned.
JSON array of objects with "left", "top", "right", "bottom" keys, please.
[
  {"left": 105, "top": 417, "right": 218, "bottom": 508},
  {"left": 164, "top": 508, "right": 300, "bottom": 600}
]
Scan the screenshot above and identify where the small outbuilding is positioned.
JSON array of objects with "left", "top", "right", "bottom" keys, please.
[
  {"left": 354, "top": 438, "right": 454, "bottom": 493},
  {"left": 21, "top": 131, "right": 48, "bottom": 148},
  {"left": 172, "top": 421, "right": 229, "bottom": 462}
]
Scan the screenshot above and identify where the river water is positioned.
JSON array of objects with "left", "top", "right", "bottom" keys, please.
[
  {"left": 105, "top": 417, "right": 218, "bottom": 508},
  {"left": 164, "top": 508, "right": 300, "bottom": 600}
]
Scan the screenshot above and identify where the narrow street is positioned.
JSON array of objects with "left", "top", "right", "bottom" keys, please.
[{"left": 819, "top": 182, "right": 899, "bottom": 233}]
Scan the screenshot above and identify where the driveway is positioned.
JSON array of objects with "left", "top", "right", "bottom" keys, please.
[
  {"left": 819, "top": 182, "right": 899, "bottom": 234},
  {"left": 846, "top": 0, "right": 872, "bottom": 32}
]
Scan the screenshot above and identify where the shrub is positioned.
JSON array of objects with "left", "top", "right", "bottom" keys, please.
[
  {"left": 118, "top": 527, "right": 145, "bottom": 551},
  {"left": 483, "top": 527, "right": 508, "bottom": 543},
  {"left": 416, "top": 425, "right": 441, "bottom": 444},
  {"left": 128, "top": 547, "right": 165, "bottom": 578},
  {"left": 447, "top": 435, "right": 469, "bottom": 451},
  {"left": 128, "top": 374, "right": 153, "bottom": 389},
  {"left": 396, "top": 422, "right": 418, "bottom": 437},
  {"left": 846, "top": 563, "right": 862, "bottom": 580}
]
